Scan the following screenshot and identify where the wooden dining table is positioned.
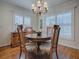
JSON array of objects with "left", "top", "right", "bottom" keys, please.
[{"left": 25, "top": 34, "right": 51, "bottom": 52}]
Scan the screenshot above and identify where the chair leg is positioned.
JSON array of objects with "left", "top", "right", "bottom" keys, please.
[
  {"left": 25, "top": 53, "right": 27, "bottom": 59},
  {"left": 25, "top": 51, "right": 28, "bottom": 59},
  {"left": 56, "top": 49, "right": 59, "bottom": 59},
  {"left": 19, "top": 48, "right": 22, "bottom": 59},
  {"left": 24, "top": 47, "right": 28, "bottom": 59},
  {"left": 25, "top": 53, "right": 29, "bottom": 59},
  {"left": 50, "top": 48, "right": 53, "bottom": 59}
]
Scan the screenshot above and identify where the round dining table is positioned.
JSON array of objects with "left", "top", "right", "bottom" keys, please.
[{"left": 25, "top": 34, "right": 51, "bottom": 52}]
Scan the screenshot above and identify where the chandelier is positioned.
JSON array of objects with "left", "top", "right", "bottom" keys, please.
[{"left": 32, "top": 0, "right": 48, "bottom": 15}]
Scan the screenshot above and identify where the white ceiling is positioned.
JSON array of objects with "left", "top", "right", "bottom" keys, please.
[{"left": 1, "top": 0, "right": 72, "bottom": 10}]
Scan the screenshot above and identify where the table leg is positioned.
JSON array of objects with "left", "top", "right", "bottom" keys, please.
[{"left": 37, "top": 42, "right": 41, "bottom": 52}]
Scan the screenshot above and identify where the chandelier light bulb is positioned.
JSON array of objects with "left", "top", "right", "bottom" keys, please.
[
  {"left": 37, "top": 0, "right": 41, "bottom": 4},
  {"left": 44, "top": 2, "right": 47, "bottom": 8},
  {"left": 37, "top": 1, "right": 41, "bottom": 7},
  {"left": 44, "top": 2, "right": 47, "bottom": 5},
  {"left": 32, "top": 4, "right": 35, "bottom": 9}
]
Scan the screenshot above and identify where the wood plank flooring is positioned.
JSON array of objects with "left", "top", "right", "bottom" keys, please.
[{"left": 0, "top": 45, "right": 79, "bottom": 59}]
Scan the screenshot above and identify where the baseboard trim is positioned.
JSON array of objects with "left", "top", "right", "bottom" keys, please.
[
  {"left": 59, "top": 44, "right": 79, "bottom": 50},
  {"left": 0, "top": 45, "right": 11, "bottom": 48}
]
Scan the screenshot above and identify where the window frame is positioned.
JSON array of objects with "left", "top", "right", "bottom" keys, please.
[
  {"left": 13, "top": 14, "right": 32, "bottom": 32},
  {"left": 45, "top": 10, "right": 75, "bottom": 40}
]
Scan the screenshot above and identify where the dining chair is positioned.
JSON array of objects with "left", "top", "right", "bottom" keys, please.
[
  {"left": 50, "top": 25, "right": 60, "bottom": 59},
  {"left": 40, "top": 25, "right": 60, "bottom": 59},
  {"left": 17, "top": 25, "right": 36, "bottom": 59}
]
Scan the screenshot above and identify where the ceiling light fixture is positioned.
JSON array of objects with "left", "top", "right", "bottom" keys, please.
[{"left": 32, "top": 0, "right": 48, "bottom": 15}]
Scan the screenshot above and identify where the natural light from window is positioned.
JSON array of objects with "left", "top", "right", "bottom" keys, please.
[
  {"left": 46, "top": 12, "right": 72, "bottom": 39},
  {"left": 14, "top": 15, "right": 31, "bottom": 30}
]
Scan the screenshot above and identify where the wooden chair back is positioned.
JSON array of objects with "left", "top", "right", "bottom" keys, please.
[
  {"left": 17, "top": 25, "right": 26, "bottom": 49},
  {"left": 51, "top": 25, "right": 60, "bottom": 48}
]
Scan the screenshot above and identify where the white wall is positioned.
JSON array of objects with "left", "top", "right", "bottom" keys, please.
[
  {"left": 0, "top": 1, "right": 32, "bottom": 47},
  {"left": 48, "top": 0, "right": 79, "bottom": 49}
]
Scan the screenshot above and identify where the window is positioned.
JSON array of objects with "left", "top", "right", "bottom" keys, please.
[
  {"left": 14, "top": 15, "right": 31, "bottom": 30},
  {"left": 15, "top": 15, "right": 23, "bottom": 25},
  {"left": 57, "top": 12, "right": 72, "bottom": 39},
  {"left": 24, "top": 17, "right": 31, "bottom": 27},
  {"left": 45, "top": 12, "right": 73, "bottom": 40},
  {"left": 46, "top": 16, "right": 55, "bottom": 27}
]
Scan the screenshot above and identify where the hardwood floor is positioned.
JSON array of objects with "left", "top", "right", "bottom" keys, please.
[{"left": 0, "top": 45, "right": 79, "bottom": 59}]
